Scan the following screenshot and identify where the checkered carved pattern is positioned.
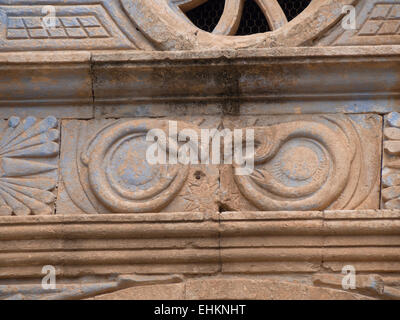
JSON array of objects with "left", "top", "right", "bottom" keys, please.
[
  {"left": 358, "top": 3, "right": 400, "bottom": 36},
  {"left": 7, "top": 15, "right": 110, "bottom": 40}
]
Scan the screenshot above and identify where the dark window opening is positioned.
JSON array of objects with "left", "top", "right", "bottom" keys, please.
[
  {"left": 278, "top": 0, "right": 312, "bottom": 22},
  {"left": 185, "top": 0, "right": 225, "bottom": 33},
  {"left": 185, "top": 0, "right": 313, "bottom": 35},
  {"left": 236, "top": 0, "right": 270, "bottom": 36}
]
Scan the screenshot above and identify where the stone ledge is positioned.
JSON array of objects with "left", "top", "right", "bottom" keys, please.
[
  {"left": 92, "top": 46, "right": 400, "bottom": 116},
  {"left": 0, "top": 47, "right": 400, "bottom": 118},
  {"left": 91, "top": 46, "right": 400, "bottom": 62},
  {"left": 0, "top": 210, "right": 399, "bottom": 279},
  {"left": 0, "top": 51, "right": 92, "bottom": 119}
]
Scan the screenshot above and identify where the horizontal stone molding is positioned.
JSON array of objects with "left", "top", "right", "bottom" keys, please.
[
  {"left": 0, "top": 47, "right": 400, "bottom": 118},
  {"left": 0, "top": 52, "right": 92, "bottom": 118},
  {"left": 0, "top": 210, "right": 400, "bottom": 279},
  {"left": 92, "top": 47, "right": 400, "bottom": 116}
]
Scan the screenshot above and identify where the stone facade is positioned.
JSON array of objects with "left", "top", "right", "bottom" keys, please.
[{"left": 0, "top": 0, "right": 400, "bottom": 300}]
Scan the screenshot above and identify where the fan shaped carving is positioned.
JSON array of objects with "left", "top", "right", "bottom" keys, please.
[{"left": 0, "top": 116, "right": 59, "bottom": 216}]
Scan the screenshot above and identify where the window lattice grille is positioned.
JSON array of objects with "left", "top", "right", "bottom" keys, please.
[{"left": 185, "top": 0, "right": 312, "bottom": 36}]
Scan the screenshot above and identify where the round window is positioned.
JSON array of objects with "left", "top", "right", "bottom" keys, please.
[{"left": 121, "top": 0, "right": 357, "bottom": 50}]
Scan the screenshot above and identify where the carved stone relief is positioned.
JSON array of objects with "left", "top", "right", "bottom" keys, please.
[
  {"left": 122, "top": 0, "right": 357, "bottom": 50},
  {"left": 0, "top": 116, "right": 59, "bottom": 216},
  {"left": 382, "top": 112, "right": 400, "bottom": 209},
  {"left": 58, "top": 118, "right": 220, "bottom": 214},
  {"left": 318, "top": 0, "right": 400, "bottom": 46},
  {"left": 0, "top": 0, "right": 399, "bottom": 301},
  {"left": 0, "top": 0, "right": 154, "bottom": 51},
  {"left": 58, "top": 114, "right": 382, "bottom": 214},
  {"left": 3, "top": 0, "right": 398, "bottom": 51},
  {"left": 221, "top": 114, "right": 382, "bottom": 211},
  {"left": 2, "top": 211, "right": 400, "bottom": 300}
]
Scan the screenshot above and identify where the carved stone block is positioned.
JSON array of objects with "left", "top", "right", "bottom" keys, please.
[
  {"left": 0, "top": 52, "right": 93, "bottom": 119},
  {"left": 0, "top": 0, "right": 399, "bottom": 53},
  {"left": 58, "top": 118, "right": 220, "bottom": 214},
  {"left": 318, "top": 0, "right": 400, "bottom": 46},
  {"left": 1, "top": 0, "right": 400, "bottom": 302},
  {"left": 127, "top": 0, "right": 357, "bottom": 50},
  {"left": 221, "top": 114, "right": 382, "bottom": 211},
  {"left": 58, "top": 114, "right": 382, "bottom": 214},
  {"left": 382, "top": 112, "right": 400, "bottom": 209},
  {"left": 0, "top": 116, "right": 59, "bottom": 216},
  {"left": 0, "top": 1, "right": 153, "bottom": 51}
]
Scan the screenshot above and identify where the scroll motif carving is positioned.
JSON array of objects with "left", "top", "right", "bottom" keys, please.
[
  {"left": 60, "top": 119, "right": 202, "bottom": 214},
  {"left": 60, "top": 115, "right": 381, "bottom": 214},
  {"left": 231, "top": 115, "right": 381, "bottom": 211},
  {"left": 0, "top": 116, "right": 59, "bottom": 216},
  {"left": 82, "top": 120, "right": 190, "bottom": 213}
]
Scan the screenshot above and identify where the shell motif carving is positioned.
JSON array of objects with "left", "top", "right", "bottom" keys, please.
[
  {"left": 0, "top": 116, "right": 59, "bottom": 216},
  {"left": 233, "top": 116, "right": 369, "bottom": 211},
  {"left": 382, "top": 112, "right": 400, "bottom": 209}
]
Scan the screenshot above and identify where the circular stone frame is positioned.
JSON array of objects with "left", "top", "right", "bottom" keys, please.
[
  {"left": 84, "top": 120, "right": 190, "bottom": 213},
  {"left": 121, "top": 0, "right": 358, "bottom": 50}
]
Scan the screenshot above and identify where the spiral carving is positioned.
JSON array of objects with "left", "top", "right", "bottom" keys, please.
[
  {"left": 80, "top": 119, "right": 197, "bottom": 213},
  {"left": 233, "top": 117, "right": 363, "bottom": 211}
]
